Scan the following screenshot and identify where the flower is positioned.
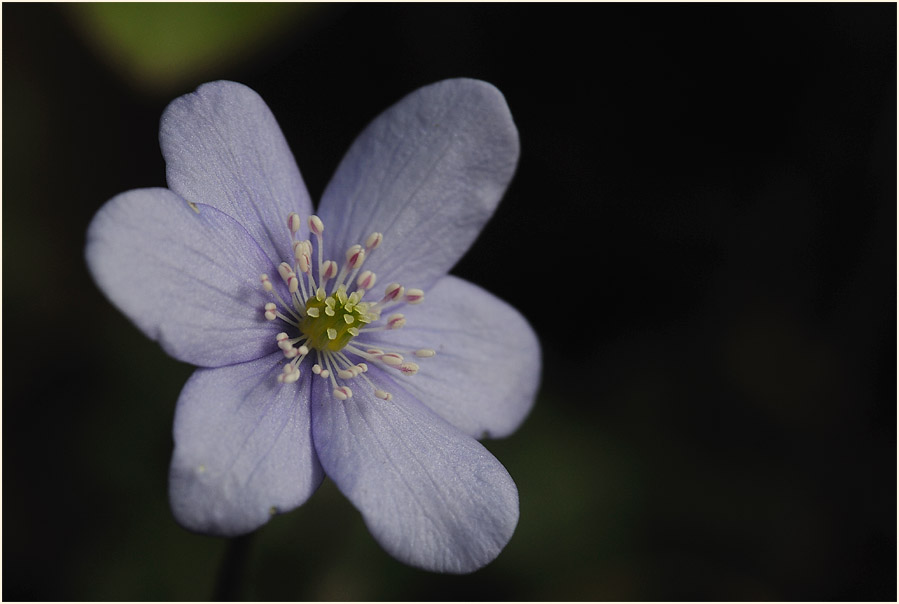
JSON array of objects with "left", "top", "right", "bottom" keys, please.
[{"left": 85, "top": 79, "right": 540, "bottom": 574}]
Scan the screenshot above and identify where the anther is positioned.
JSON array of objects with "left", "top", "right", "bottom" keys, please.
[
  {"left": 383, "top": 283, "right": 404, "bottom": 302},
  {"left": 308, "top": 215, "right": 324, "bottom": 236},
  {"left": 260, "top": 274, "right": 273, "bottom": 292},
  {"left": 298, "top": 252, "right": 311, "bottom": 274},
  {"left": 333, "top": 386, "right": 353, "bottom": 400},
  {"left": 365, "top": 232, "right": 383, "bottom": 250},
  {"left": 398, "top": 362, "right": 419, "bottom": 376},
  {"left": 404, "top": 288, "right": 425, "bottom": 304},
  {"left": 414, "top": 349, "right": 436, "bottom": 357},
  {"left": 287, "top": 212, "right": 301, "bottom": 234},
  {"left": 357, "top": 270, "right": 377, "bottom": 290},
  {"left": 321, "top": 260, "right": 338, "bottom": 281},
  {"left": 380, "top": 353, "right": 404, "bottom": 367},
  {"left": 375, "top": 389, "right": 393, "bottom": 401},
  {"left": 277, "top": 262, "right": 294, "bottom": 282},
  {"left": 278, "top": 364, "right": 300, "bottom": 384},
  {"left": 345, "top": 245, "right": 365, "bottom": 269},
  {"left": 386, "top": 313, "right": 406, "bottom": 329},
  {"left": 264, "top": 303, "right": 278, "bottom": 321}
]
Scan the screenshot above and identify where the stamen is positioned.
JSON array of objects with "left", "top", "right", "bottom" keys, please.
[
  {"left": 398, "top": 362, "right": 419, "bottom": 376},
  {"left": 333, "top": 386, "right": 353, "bottom": 400},
  {"left": 292, "top": 239, "right": 308, "bottom": 260},
  {"left": 296, "top": 245, "right": 311, "bottom": 273},
  {"left": 386, "top": 313, "right": 406, "bottom": 329},
  {"left": 383, "top": 283, "right": 404, "bottom": 302},
  {"left": 365, "top": 232, "right": 383, "bottom": 250},
  {"left": 308, "top": 215, "right": 324, "bottom": 236},
  {"left": 321, "top": 260, "right": 338, "bottom": 283},
  {"left": 356, "top": 270, "right": 377, "bottom": 291},
  {"left": 345, "top": 244, "right": 365, "bottom": 267},
  {"left": 405, "top": 288, "right": 425, "bottom": 304},
  {"left": 277, "top": 262, "right": 293, "bottom": 282},
  {"left": 277, "top": 363, "right": 301, "bottom": 384},
  {"left": 287, "top": 212, "right": 301, "bottom": 234},
  {"left": 380, "top": 353, "right": 404, "bottom": 367}
]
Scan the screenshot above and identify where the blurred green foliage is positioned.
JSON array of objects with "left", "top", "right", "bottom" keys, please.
[{"left": 67, "top": 3, "right": 311, "bottom": 92}]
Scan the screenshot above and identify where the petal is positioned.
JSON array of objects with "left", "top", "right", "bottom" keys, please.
[
  {"left": 85, "top": 188, "right": 281, "bottom": 367},
  {"left": 160, "top": 80, "right": 313, "bottom": 266},
  {"left": 317, "top": 78, "right": 519, "bottom": 289},
  {"left": 311, "top": 383, "right": 519, "bottom": 573},
  {"left": 170, "top": 353, "right": 323, "bottom": 536},
  {"left": 368, "top": 275, "right": 541, "bottom": 439}
]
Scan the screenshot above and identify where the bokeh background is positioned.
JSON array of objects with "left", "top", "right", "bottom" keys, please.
[{"left": 3, "top": 3, "right": 895, "bottom": 601}]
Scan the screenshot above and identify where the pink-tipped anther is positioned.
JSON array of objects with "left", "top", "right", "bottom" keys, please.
[
  {"left": 293, "top": 240, "right": 310, "bottom": 261},
  {"left": 333, "top": 386, "right": 353, "bottom": 400},
  {"left": 277, "top": 364, "right": 300, "bottom": 384},
  {"left": 380, "top": 353, "right": 404, "bottom": 367},
  {"left": 345, "top": 245, "right": 365, "bottom": 269},
  {"left": 357, "top": 270, "right": 377, "bottom": 290},
  {"left": 365, "top": 232, "right": 383, "bottom": 250},
  {"left": 404, "top": 288, "right": 424, "bottom": 304},
  {"left": 287, "top": 275, "right": 299, "bottom": 294},
  {"left": 277, "top": 262, "right": 293, "bottom": 282},
  {"left": 297, "top": 252, "right": 311, "bottom": 274},
  {"left": 308, "top": 215, "right": 324, "bottom": 236},
  {"left": 398, "top": 362, "right": 419, "bottom": 376},
  {"left": 386, "top": 313, "right": 406, "bottom": 330},
  {"left": 322, "top": 260, "right": 338, "bottom": 281},
  {"left": 383, "top": 283, "right": 404, "bottom": 302},
  {"left": 287, "top": 212, "right": 301, "bottom": 234}
]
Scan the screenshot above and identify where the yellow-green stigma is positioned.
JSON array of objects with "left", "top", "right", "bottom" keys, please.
[{"left": 299, "top": 284, "right": 373, "bottom": 351}]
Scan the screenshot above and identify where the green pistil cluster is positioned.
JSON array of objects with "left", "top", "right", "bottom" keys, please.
[{"left": 300, "top": 284, "right": 375, "bottom": 351}]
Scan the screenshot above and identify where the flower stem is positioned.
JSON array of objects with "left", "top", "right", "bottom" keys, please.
[{"left": 213, "top": 533, "right": 254, "bottom": 601}]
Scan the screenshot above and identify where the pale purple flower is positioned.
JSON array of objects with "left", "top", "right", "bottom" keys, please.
[{"left": 86, "top": 79, "right": 540, "bottom": 573}]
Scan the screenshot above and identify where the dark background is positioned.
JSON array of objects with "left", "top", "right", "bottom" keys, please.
[{"left": 3, "top": 3, "right": 895, "bottom": 601}]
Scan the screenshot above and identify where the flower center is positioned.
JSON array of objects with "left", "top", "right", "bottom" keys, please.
[
  {"left": 299, "top": 285, "right": 371, "bottom": 351},
  {"left": 259, "top": 212, "right": 434, "bottom": 401}
]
